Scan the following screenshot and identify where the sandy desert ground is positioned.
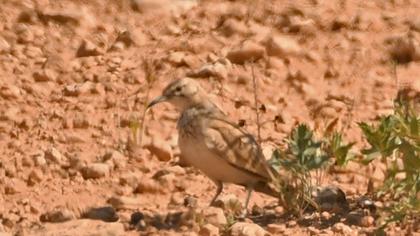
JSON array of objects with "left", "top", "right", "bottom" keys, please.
[{"left": 0, "top": 0, "right": 419, "bottom": 235}]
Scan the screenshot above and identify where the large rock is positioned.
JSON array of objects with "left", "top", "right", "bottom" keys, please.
[{"left": 29, "top": 219, "right": 124, "bottom": 236}]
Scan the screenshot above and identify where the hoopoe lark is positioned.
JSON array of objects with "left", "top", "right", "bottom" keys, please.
[{"left": 147, "top": 78, "right": 280, "bottom": 211}]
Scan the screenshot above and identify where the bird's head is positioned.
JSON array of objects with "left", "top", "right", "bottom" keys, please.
[{"left": 147, "top": 78, "right": 203, "bottom": 111}]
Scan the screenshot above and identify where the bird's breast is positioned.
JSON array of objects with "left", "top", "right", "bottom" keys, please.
[{"left": 177, "top": 108, "right": 209, "bottom": 138}]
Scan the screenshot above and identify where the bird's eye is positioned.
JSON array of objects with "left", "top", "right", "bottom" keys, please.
[{"left": 175, "top": 87, "right": 182, "bottom": 92}]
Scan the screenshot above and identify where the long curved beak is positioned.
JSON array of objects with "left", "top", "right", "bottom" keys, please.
[{"left": 147, "top": 95, "right": 167, "bottom": 109}]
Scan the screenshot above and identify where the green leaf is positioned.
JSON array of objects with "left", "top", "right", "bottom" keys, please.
[
  {"left": 327, "top": 132, "right": 355, "bottom": 166},
  {"left": 360, "top": 151, "right": 381, "bottom": 165},
  {"left": 409, "top": 117, "right": 419, "bottom": 137},
  {"left": 400, "top": 140, "right": 420, "bottom": 175},
  {"left": 359, "top": 118, "right": 401, "bottom": 159}
]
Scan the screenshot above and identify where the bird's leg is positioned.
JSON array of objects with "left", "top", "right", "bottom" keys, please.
[
  {"left": 209, "top": 180, "right": 223, "bottom": 206},
  {"left": 239, "top": 186, "right": 254, "bottom": 218}
]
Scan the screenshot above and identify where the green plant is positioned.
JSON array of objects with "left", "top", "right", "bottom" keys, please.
[
  {"left": 269, "top": 123, "right": 356, "bottom": 215},
  {"left": 358, "top": 95, "right": 420, "bottom": 228},
  {"left": 325, "top": 132, "right": 355, "bottom": 166},
  {"left": 286, "top": 124, "right": 330, "bottom": 170},
  {"left": 269, "top": 124, "right": 331, "bottom": 215},
  {"left": 218, "top": 200, "right": 241, "bottom": 235},
  {"left": 224, "top": 199, "right": 243, "bottom": 217}
]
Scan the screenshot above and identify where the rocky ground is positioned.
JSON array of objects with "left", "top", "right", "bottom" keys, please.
[{"left": 0, "top": 0, "right": 419, "bottom": 235}]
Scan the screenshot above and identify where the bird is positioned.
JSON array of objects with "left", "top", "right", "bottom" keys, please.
[{"left": 147, "top": 77, "right": 280, "bottom": 213}]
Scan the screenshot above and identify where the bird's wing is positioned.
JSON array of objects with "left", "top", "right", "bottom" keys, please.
[{"left": 203, "top": 116, "right": 276, "bottom": 182}]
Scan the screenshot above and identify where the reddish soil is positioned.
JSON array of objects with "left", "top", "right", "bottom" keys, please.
[{"left": 0, "top": 0, "right": 419, "bottom": 235}]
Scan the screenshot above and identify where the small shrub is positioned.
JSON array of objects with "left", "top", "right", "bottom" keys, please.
[
  {"left": 269, "top": 124, "right": 330, "bottom": 215},
  {"left": 269, "top": 122, "right": 356, "bottom": 215},
  {"left": 358, "top": 95, "right": 419, "bottom": 229}
]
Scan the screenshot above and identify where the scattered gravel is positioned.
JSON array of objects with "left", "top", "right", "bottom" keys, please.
[{"left": 0, "top": 0, "right": 418, "bottom": 235}]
